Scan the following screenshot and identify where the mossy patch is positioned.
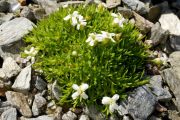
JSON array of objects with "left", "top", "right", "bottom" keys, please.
[{"left": 23, "top": 4, "right": 149, "bottom": 114}]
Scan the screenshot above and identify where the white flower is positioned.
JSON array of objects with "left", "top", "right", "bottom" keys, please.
[
  {"left": 77, "top": 15, "right": 87, "bottom": 30},
  {"left": 64, "top": 11, "right": 86, "bottom": 30},
  {"left": 86, "top": 33, "right": 97, "bottom": 46},
  {"left": 111, "top": 13, "right": 126, "bottom": 27},
  {"left": 24, "top": 47, "right": 38, "bottom": 56},
  {"left": 102, "top": 94, "right": 119, "bottom": 113},
  {"left": 100, "top": 31, "right": 116, "bottom": 43},
  {"left": 72, "top": 83, "right": 89, "bottom": 100},
  {"left": 86, "top": 31, "right": 116, "bottom": 46}
]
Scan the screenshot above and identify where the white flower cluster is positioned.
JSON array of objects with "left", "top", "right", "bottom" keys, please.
[
  {"left": 111, "top": 13, "right": 127, "bottom": 28},
  {"left": 86, "top": 31, "right": 116, "bottom": 46},
  {"left": 63, "top": 11, "right": 87, "bottom": 30},
  {"left": 24, "top": 47, "right": 38, "bottom": 63},
  {"left": 72, "top": 83, "right": 119, "bottom": 113}
]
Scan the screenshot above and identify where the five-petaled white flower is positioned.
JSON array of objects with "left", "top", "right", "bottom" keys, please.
[
  {"left": 111, "top": 13, "right": 126, "bottom": 27},
  {"left": 102, "top": 94, "right": 119, "bottom": 113},
  {"left": 64, "top": 11, "right": 87, "bottom": 30},
  {"left": 72, "top": 83, "right": 89, "bottom": 100}
]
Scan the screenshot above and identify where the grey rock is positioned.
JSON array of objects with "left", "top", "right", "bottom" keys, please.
[
  {"left": 150, "top": 86, "right": 172, "bottom": 102},
  {"left": 148, "top": 116, "right": 162, "bottom": 120},
  {"left": 149, "top": 75, "right": 172, "bottom": 102},
  {"left": 20, "top": 6, "right": 36, "bottom": 22},
  {"left": 0, "top": 69, "right": 6, "bottom": 80},
  {"left": 52, "top": 80, "right": 61, "bottom": 100},
  {"left": 168, "top": 110, "right": 180, "bottom": 120},
  {"left": 2, "top": 57, "right": 21, "bottom": 79},
  {"left": 12, "top": 65, "right": 31, "bottom": 93},
  {"left": 47, "top": 101, "right": 56, "bottom": 110},
  {"left": 83, "top": 105, "right": 106, "bottom": 120},
  {"left": 148, "top": 5, "right": 161, "bottom": 22},
  {"left": 172, "top": 1, "right": 180, "bottom": 10},
  {"left": 109, "top": 114, "right": 119, "bottom": 120},
  {"left": 162, "top": 68, "right": 180, "bottom": 111},
  {"left": 106, "top": 0, "right": 121, "bottom": 9},
  {"left": 133, "top": 11, "right": 154, "bottom": 34},
  {"left": 117, "top": 101, "right": 128, "bottom": 116},
  {"left": 36, "top": 0, "right": 58, "bottom": 15},
  {"left": 32, "top": 94, "right": 47, "bottom": 116},
  {"left": 33, "top": 7, "right": 46, "bottom": 21},
  {"left": 122, "top": 0, "right": 148, "bottom": 15},
  {"left": 20, "top": 115, "right": 54, "bottom": 120},
  {"left": 0, "top": 102, "right": 13, "bottom": 116},
  {"left": 169, "top": 52, "right": 180, "bottom": 68},
  {"left": 169, "top": 35, "right": 180, "bottom": 51},
  {"left": 35, "top": 76, "right": 47, "bottom": 91},
  {"left": 0, "top": 107, "right": 12, "bottom": 116},
  {"left": 0, "top": 13, "right": 14, "bottom": 25},
  {"left": 149, "top": 75, "right": 163, "bottom": 88},
  {"left": 123, "top": 115, "right": 131, "bottom": 120},
  {"left": 53, "top": 107, "right": 62, "bottom": 120},
  {"left": 117, "top": 7, "right": 133, "bottom": 18},
  {"left": 0, "top": 40, "right": 26, "bottom": 61},
  {"left": 161, "top": 52, "right": 180, "bottom": 111},
  {"left": 0, "top": 1, "right": 9, "bottom": 13},
  {"left": 150, "top": 22, "right": 169, "bottom": 46},
  {"left": 1, "top": 108, "right": 17, "bottom": 120},
  {"left": 7, "top": 0, "right": 23, "bottom": 12},
  {"left": 127, "top": 86, "right": 157, "bottom": 120},
  {"left": 0, "top": 17, "right": 35, "bottom": 46},
  {"left": 79, "top": 115, "right": 90, "bottom": 120},
  {"left": 59, "top": 1, "right": 84, "bottom": 7},
  {"left": 62, "top": 111, "right": 77, "bottom": 120},
  {"left": 159, "top": 11, "right": 180, "bottom": 51},
  {"left": 5, "top": 91, "right": 32, "bottom": 117}
]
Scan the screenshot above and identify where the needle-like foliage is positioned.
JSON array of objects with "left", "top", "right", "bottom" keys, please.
[{"left": 23, "top": 4, "right": 149, "bottom": 113}]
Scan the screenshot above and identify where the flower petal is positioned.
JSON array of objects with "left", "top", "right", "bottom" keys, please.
[
  {"left": 81, "top": 92, "right": 88, "bottom": 99},
  {"left": 73, "top": 11, "right": 79, "bottom": 17},
  {"left": 81, "top": 21, "right": 87, "bottom": 26},
  {"left": 111, "top": 13, "right": 118, "bottom": 17},
  {"left": 72, "top": 17, "right": 78, "bottom": 26},
  {"left": 89, "top": 40, "right": 95, "bottom": 46},
  {"left": 80, "top": 83, "right": 89, "bottom": 91},
  {"left": 77, "top": 24, "right": 80, "bottom": 30},
  {"left": 113, "top": 18, "right": 119, "bottom": 24},
  {"left": 109, "top": 103, "right": 118, "bottom": 113},
  {"left": 72, "top": 91, "right": 79, "bottom": 99},
  {"left": 63, "top": 15, "right": 71, "bottom": 21},
  {"left": 24, "top": 50, "right": 30, "bottom": 54},
  {"left": 72, "top": 84, "right": 79, "bottom": 90},
  {"left": 112, "top": 94, "right": 119, "bottom": 101},
  {"left": 102, "top": 97, "right": 111, "bottom": 105}
]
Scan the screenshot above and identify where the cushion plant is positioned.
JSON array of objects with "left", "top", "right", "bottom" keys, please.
[{"left": 22, "top": 3, "right": 149, "bottom": 115}]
